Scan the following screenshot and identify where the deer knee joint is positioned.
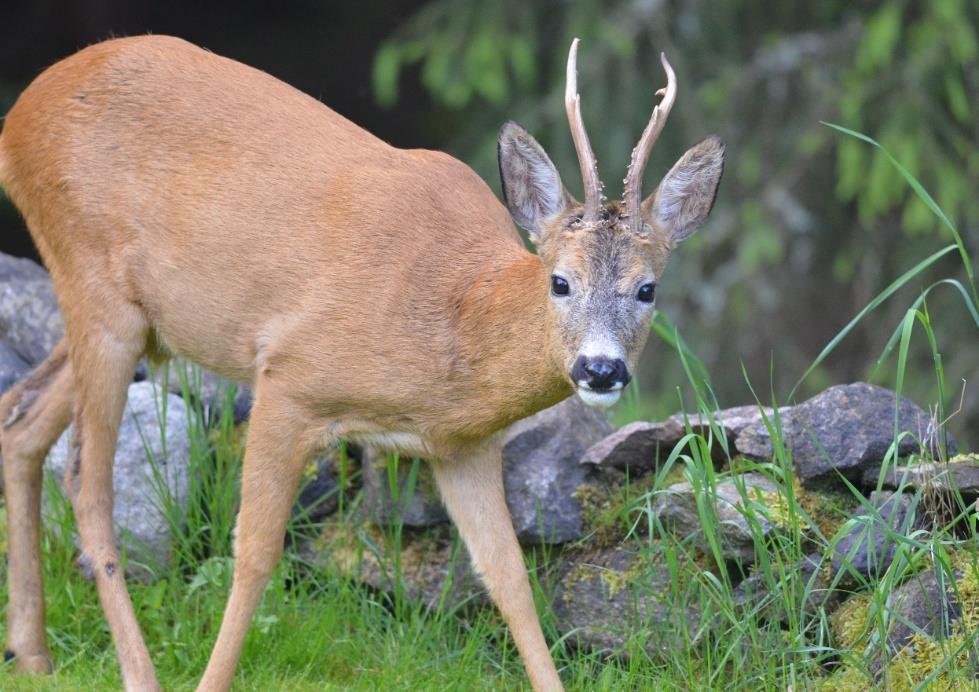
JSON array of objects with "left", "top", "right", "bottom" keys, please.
[{"left": 0, "top": 347, "right": 68, "bottom": 431}]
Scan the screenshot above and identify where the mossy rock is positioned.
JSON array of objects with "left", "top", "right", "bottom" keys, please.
[
  {"left": 311, "top": 516, "right": 486, "bottom": 612},
  {"left": 826, "top": 551, "right": 979, "bottom": 688},
  {"left": 552, "top": 544, "right": 704, "bottom": 659},
  {"left": 652, "top": 472, "right": 789, "bottom": 563}
]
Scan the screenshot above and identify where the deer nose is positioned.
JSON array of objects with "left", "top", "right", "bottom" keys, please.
[{"left": 571, "top": 356, "right": 631, "bottom": 392}]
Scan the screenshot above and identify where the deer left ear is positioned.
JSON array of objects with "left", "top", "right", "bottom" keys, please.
[{"left": 642, "top": 136, "right": 725, "bottom": 242}]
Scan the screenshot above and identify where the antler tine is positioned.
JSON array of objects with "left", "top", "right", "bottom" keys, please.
[
  {"left": 623, "top": 52, "right": 677, "bottom": 233},
  {"left": 565, "top": 38, "right": 604, "bottom": 224}
]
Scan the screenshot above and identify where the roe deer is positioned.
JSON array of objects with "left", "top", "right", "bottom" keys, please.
[{"left": 0, "top": 35, "right": 723, "bottom": 690}]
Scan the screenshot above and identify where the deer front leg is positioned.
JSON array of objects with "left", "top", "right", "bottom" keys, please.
[
  {"left": 196, "top": 391, "right": 316, "bottom": 692},
  {"left": 431, "top": 445, "right": 564, "bottom": 692}
]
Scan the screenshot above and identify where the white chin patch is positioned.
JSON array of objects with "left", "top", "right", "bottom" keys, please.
[{"left": 576, "top": 388, "right": 621, "bottom": 409}]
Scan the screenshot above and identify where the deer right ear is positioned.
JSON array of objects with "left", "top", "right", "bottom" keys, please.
[{"left": 498, "top": 121, "right": 569, "bottom": 238}]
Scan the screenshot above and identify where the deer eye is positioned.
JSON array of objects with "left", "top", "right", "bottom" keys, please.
[
  {"left": 637, "top": 282, "right": 656, "bottom": 303},
  {"left": 551, "top": 275, "right": 570, "bottom": 297}
]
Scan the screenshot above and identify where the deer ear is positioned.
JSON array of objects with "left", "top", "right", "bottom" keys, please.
[
  {"left": 643, "top": 136, "right": 724, "bottom": 242},
  {"left": 498, "top": 121, "right": 570, "bottom": 237}
]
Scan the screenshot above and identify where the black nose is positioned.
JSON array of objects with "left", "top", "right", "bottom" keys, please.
[{"left": 571, "top": 356, "right": 631, "bottom": 391}]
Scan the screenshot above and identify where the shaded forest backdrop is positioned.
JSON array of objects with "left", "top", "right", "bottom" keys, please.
[{"left": 1, "top": 0, "right": 976, "bottom": 447}]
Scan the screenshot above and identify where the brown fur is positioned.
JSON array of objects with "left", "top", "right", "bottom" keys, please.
[{"left": 0, "top": 35, "right": 723, "bottom": 692}]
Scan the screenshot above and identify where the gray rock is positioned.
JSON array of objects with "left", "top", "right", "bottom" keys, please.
[
  {"left": 736, "top": 383, "right": 949, "bottom": 488},
  {"left": 361, "top": 447, "right": 448, "bottom": 528},
  {"left": 831, "top": 492, "right": 921, "bottom": 582},
  {"left": 553, "top": 545, "right": 702, "bottom": 657},
  {"left": 293, "top": 451, "right": 343, "bottom": 523},
  {"left": 293, "top": 450, "right": 344, "bottom": 523},
  {"left": 46, "top": 382, "right": 190, "bottom": 576},
  {"left": 652, "top": 473, "right": 784, "bottom": 563},
  {"left": 503, "top": 396, "right": 612, "bottom": 544},
  {"left": 151, "top": 360, "right": 252, "bottom": 423},
  {"left": 579, "top": 420, "right": 678, "bottom": 472},
  {"left": 870, "top": 567, "right": 962, "bottom": 673},
  {"left": 873, "top": 455, "right": 979, "bottom": 500},
  {"left": 0, "top": 340, "right": 30, "bottom": 395},
  {"left": 0, "top": 253, "right": 64, "bottom": 365},
  {"left": 734, "top": 552, "right": 841, "bottom": 623},
  {"left": 581, "top": 405, "right": 779, "bottom": 471}
]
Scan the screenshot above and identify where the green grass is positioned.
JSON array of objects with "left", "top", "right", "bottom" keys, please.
[
  {"left": 4, "top": 387, "right": 976, "bottom": 691},
  {"left": 1, "top": 127, "right": 977, "bottom": 690}
]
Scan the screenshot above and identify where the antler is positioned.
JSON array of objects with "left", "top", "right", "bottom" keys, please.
[
  {"left": 565, "top": 38, "right": 604, "bottom": 224},
  {"left": 623, "top": 52, "right": 677, "bottom": 234}
]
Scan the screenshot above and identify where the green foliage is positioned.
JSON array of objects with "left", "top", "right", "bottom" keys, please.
[
  {"left": 838, "top": 1, "right": 979, "bottom": 236},
  {"left": 372, "top": 2, "right": 537, "bottom": 108}
]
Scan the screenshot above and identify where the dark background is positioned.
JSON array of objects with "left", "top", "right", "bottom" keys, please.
[{"left": 1, "top": 1, "right": 976, "bottom": 447}]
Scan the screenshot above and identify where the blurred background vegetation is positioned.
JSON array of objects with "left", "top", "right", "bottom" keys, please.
[{"left": 1, "top": 0, "right": 976, "bottom": 446}]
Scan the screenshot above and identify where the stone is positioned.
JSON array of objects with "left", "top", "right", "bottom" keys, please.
[
  {"left": 581, "top": 405, "right": 778, "bottom": 472},
  {"left": 361, "top": 447, "right": 448, "bottom": 528},
  {"left": 503, "top": 396, "right": 612, "bottom": 544},
  {"left": 831, "top": 492, "right": 920, "bottom": 583},
  {"left": 293, "top": 450, "right": 343, "bottom": 523},
  {"left": 0, "top": 252, "right": 64, "bottom": 365},
  {"left": 553, "top": 545, "right": 702, "bottom": 657},
  {"left": 579, "top": 420, "right": 679, "bottom": 472},
  {"left": 313, "top": 521, "right": 486, "bottom": 611},
  {"left": 735, "top": 383, "right": 950, "bottom": 488},
  {"left": 0, "top": 340, "right": 30, "bottom": 396},
  {"left": 45, "top": 382, "right": 191, "bottom": 576},
  {"left": 734, "top": 552, "right": 841, "bottom": 624},
  {"left": 873, "top": 567, "right": 961, "bottom": 672},
  {"left": 151, "top": 360, "right": 252, "bottom": 424},
  {"left": 872, "top": 454, "right": 979, "bottom": 500},
  {"left": 651, "top": 473, "right": 785, "bottom": 563}
]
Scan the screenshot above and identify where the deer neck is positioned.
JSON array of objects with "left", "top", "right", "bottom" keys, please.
[{"left": 455, "top": 248, "right": 572, "bottom": 436}]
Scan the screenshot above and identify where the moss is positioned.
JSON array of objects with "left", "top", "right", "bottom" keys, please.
[
  {"left": 885, "top": 628, "right": 975, "bottom": 691},
  {"left": 562, "top": 549, "right": 655, "bottom": 603},
  {"left": 572, "top": 483, "right": 626, "bottom": 549},
  {"left": 792, "top": 476, "right": 858, "bottom": 540},
  {"left": 907, "top": 452, "right": 979, "bottom": 467},
  {"left": 816, "top": 665, "right": 873, "bottom": 691},
  {"left": 574, "top": 464, "right": 692, "bottom": 550},
  {"left": 601, "top": 558, "right": 646, "bottom": 599},
  {"left": 949, "top": 549, "right": 979, "bottom": 633},
  {"left": 573, "top": 475, "right": 649, "bottom": 548},
  {"left": 752, "top": 489, "right": 806, "bottom": 530},
  {"left": 830, "top": 591, "right": 874, "bottom": 650}
]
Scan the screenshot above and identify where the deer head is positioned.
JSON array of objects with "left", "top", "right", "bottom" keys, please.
[{"left": 498, "top": 39, "right": 725, "bottom": 408}]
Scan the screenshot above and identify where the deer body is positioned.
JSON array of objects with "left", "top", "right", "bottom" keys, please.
[
  {"left": 1, "top": 36, "right": 566, "bottom": 445},
  {"left": 0, "top": 35, "right": 723, "bottom": 691}
]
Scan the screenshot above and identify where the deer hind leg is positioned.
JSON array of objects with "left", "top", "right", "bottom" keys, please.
[
  {"left": 0, "top": 339, "right": 74, "bottom": 674},
  {"left": 197, "top": 384, "right": 316, "bottom": 692},
  {"left": 431, "top": 445, "right": 564, "bottom": 692},
  {"left": 61, "top": 300, "right": 160, "bottom": 691}
]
